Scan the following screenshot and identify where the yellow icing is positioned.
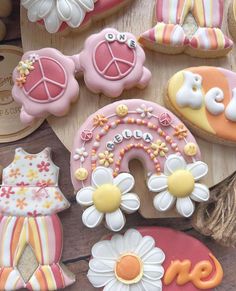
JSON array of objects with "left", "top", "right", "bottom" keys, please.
[
  {"left": 168, "top": 71, "right": 215, "bottom": 134},
  {"left": 184, "top": 143, "right": 198, "bottom": 156},
  {"left": 168, "top": 170, "right": 194, "bottom": 198},
  {"left": 74, "top": 168, "right": 88, "bottom": 181},
  {"left": 116, "top": 104, "right": 129, "bottom": 117},
  {"left": 93, "top": 184, "right": 121, "bottom": 213},
  {"left": 115, "top": 254, "right": 143, "bottom": 284}
]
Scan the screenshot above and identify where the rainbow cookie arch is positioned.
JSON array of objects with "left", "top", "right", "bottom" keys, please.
[{"left": 71, "top": 99, "right": 201, "bottom": 191}]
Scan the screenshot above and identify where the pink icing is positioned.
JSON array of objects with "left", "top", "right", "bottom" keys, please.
[
  {"left": 23, "top": 58, "right": 66, "bottom": 103},
  {"left": 94, "top": 40, "right": 136, "bottom": 80},
  {"left": 12, "top": 48, "right": 79, "bottom": 124},
  {"left": 72, "top": 28, "right": 151, "bottom": 98},
  {"left": 70, "top": 99, "right": 201, "bottom": 191},
  {"left": 136, "top": 227, "right": 221, "bottom": 291}
]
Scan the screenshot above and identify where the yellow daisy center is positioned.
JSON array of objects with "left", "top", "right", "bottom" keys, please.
[
  {"left": 168, "top": 170, "right": 195, "bottom": 198},
  {"left": 115, "top": 254, "right": 143, "bottom": 284},
  {"left": 92, "top": 184, "right": 121, "bottom": 213}
]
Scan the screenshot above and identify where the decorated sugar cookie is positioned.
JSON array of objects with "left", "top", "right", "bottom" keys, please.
[
  {"left": 74, "top": 28, "right": 151, "bottom": 98},
  {"left": 21, "top": 0, "right": 132, "bottom": 34},
  {"left": 12, "top": 48, "right": 79, "bottom": 125},
  {"left": 229, "top": 0, "right": 236, "bottom": 41},
  {"left": 0, "top": 148, "right": 75, "bottom": 290},
  {"left": 88, "top": 227, "right": 223, "bottom": 291},
  {"left": 166, "top": 66, "right": 236, "bottom": 145},
  {"left": 71, "top": 99, "right": 209, "bottom": 219},
  {"left": 139, "top": 0, "right": 233, "bottom": 58}
]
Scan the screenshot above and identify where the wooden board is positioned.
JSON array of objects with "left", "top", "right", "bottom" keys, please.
[
  {"left": 20, "top": 0, "right": 236, "bottom": 218},
  {"left": 0, "top": 45, "right": 43, "bottom": 142}
]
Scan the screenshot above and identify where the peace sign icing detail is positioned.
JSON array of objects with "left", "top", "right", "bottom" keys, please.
[
  {"left": 21, "top": 0, "right": 132, "bottom": 34},
  {"left": 71, "top": 99, "right": 209, "bottom": 224},
  {"left": 73, "top": 28, "right": 151, "bottom": 98},
  {"left": 12, "top": 48, "right": 79, "bottom": 125},
  {"left": 166, "top": 67, "right": 236, "bottom": 144}
]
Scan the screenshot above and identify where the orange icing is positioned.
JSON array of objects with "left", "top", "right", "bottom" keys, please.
[
  {"left": 190, "top": 67, "right": 236, "bottom": 142},
  {"left": 115, "top": 255, "right": 142, "bottom": 282},
  {"left": 164, "top": 253, "right": 223, "bottom": 289}
]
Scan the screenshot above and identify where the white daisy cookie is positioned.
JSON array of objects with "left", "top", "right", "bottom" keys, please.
[
  {"left": 148, "top": 154, "right": 209, "bottom": 217},
  {"left": 76, "top": 167, "right": 140, "bottom": 231},
  {"left": 87, "top": 229, "right": 165, "bottom": 290}
]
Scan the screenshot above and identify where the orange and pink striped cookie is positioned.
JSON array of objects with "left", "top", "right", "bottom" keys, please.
[{"left": 139, "top": 0, "right": 233, "bottom": 58}]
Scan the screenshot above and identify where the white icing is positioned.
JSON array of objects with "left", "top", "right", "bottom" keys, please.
[
  {"left": 136, "top": 104, "right": 153, "bottom": 118},
  {"left": 122, "top": 129, "right": 133, "bottom": 139},
  {"left": 225, "top": 88, "right": 236, "bottom": 122},
  {"left": 21, "top": 0, "right": 96, "bottom": 33},
  {"left": 205, "top": 87, "right": 225, "bottom": 115},
  {"left": 176, "top": 71, "right": 204, "bottom": 109},
  {"left": 113, "top": 134, "right": 123, "bottom": 144},
  {"left": 143, "top": 132, "right": 153, "bottom": 142},
  {"left": 148, "top": 154, "right": 209, "bottom": 218},
  {"left": 106, "top": 141, "right": 115, "bottom": 151},
  {"left": 127, "top": 39, "right": 137, "bottom": 49},
  {"left": 88, "top": 229, "right": 165, "bottom": 289},
  {"left": 76, "top": 167, "right": 140, "bottom": 231},
  {"left": 133, "top": 130, "right": 143, "bottom": 139}
]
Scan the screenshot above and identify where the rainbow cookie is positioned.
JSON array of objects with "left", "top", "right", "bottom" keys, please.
[
  {"left": 21, "top": 0, "right": 132, "bottom": 34},
  {"left": 71, "top": 99, "right": 209, "bottom": 222},
  {"left": 166, "top": 66, "right": 236, "bottom": 145},
  {"left": 12, "top": 48, "right": 79, "bottom": 125},
  {"left": 87, "top": 227, "right": 223, "bottom": 291},
  {"left": 139, "top": 0, "right": 233, "bottom": 58},
  {"left": 73, "top": 28, "right": 151, "bottom": 98},
  {"left": 0, "top": 147, "right": 75, "bottom": 290}
]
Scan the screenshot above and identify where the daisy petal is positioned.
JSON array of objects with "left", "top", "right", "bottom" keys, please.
[
  {"left": 176, "top": 197, "right": 195, "bottom": 217},
  {"left": 110, "top": 234, "right": 125, "bottom": 255},
  {"left": 82, "top": 206, "right": 103, "bottom": 228},
  {"left": 124, "top": 229, "right": 142, "bottom": 252},
  {"left": 56, "top": 0, "right": 72, "bottom": 21},
  {"left": 114, "top": 173, "right": 135, "bottom": 194},
  {"left": 103, "top": 279, "right": 123, "bottom": 291},
  {"left": 190, "top": 183, "right": 209, "bottom": 202},
  {"left": 67, "top": 2, "right": 84, "bottom": 27},
  {"left": 38, "top": 0, "right": 54, "bottom": 18},
  {"left": 135, "top": 236, "right": 155, "bottom": 258},
  {"left": 153, "top": 191, "right": 175, "bottom": 212},
  {"left": 147, "top": 174, "right": 168, "bottom": 192},
  {"left": 143, "top": 264, "right": 164, "bottom": 280},
  {"left": 187, "top": 161, "right": 208, "bottom": 180},
  {"left": 130, "top": 283, "right": 143, "bottom": 291},
  {"left": 87, "top": 270, "right": 114, "bottom": 288},
  {"left": 89, "top": 258, "right": 115, "bottom": 273},
  {"left": 76, "top": 186, "right": 94, "bottom": 206},
  {"left": 142, "top": 247, "right": 165, "bottom": 264},
  {"left": 141, "top": 278, "right": 162, "bottom": 291},
  {"left": 44, "top": 8, "right": 62, "bottom": 33},
  {"left": 92, "top": 240, "right": 117, "bottom": 259},
  {"left": 76, "top": 0, "right": 95, "bottom": 11},
  {"left": 120, "top": 193, "right": 140, "bottom": 213},
  {"left": 164, "top": 154, "right": 186, "bottom": 175},
  {"left": 92, "top": 167, "right": 113, "bottom": 188},
  {"left": 105, "top": 209, "right": 125, "bottom": 232}
]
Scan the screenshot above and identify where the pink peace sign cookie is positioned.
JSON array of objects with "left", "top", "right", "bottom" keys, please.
[
  {"left": 73, "top": 28, "right": 152, "bottom": 98},
  {"left": 12, "top": 48, "right": 79, "bottom": 125}
]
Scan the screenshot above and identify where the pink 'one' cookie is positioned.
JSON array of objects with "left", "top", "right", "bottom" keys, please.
[
  {"left": 71, "top": 99, "right": 209, "bottom": 226},
  {"left": 73, "top": 28, "right": 151, "bottom": 98},
  {"left": 12, "top": 48, "right": 79, "bottom": 125}
]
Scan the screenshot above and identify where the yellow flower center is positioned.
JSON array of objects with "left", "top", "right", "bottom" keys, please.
[
  {"left": 168, "top": 170, "right": 195, "bottom": 198},
  {"left": 115, "top": 254, "right": 143, "bottom": 284},
  {"left": 92, "top": 184, "right": 121, "bottom": 213}
]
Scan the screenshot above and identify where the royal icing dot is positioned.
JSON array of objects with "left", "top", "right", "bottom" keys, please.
[
  {"left": 127, "top": 39, "right": 137, "bottom": 49},
  {"left": 116, "top": 104, "right": 129, "bottom": 117},
  {"left": 117, "top": 33, "right": 128, "bottom": 43},
  {"left": 74, "top": 168, "right": 88, "bottom": 181},
  {"left": 184, "top": 143, "right": 198, "bottom": 156},
  {"left": 105, "top": 33, "right": 116, "bottom": 42}
]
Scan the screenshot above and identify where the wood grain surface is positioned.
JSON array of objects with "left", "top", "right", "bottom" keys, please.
[
  {"left": 0, "top": 2, "right": 235, "bottom": 290},
  {"left": 20, "top": 0, "right": 236, "bottom": 214}
]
